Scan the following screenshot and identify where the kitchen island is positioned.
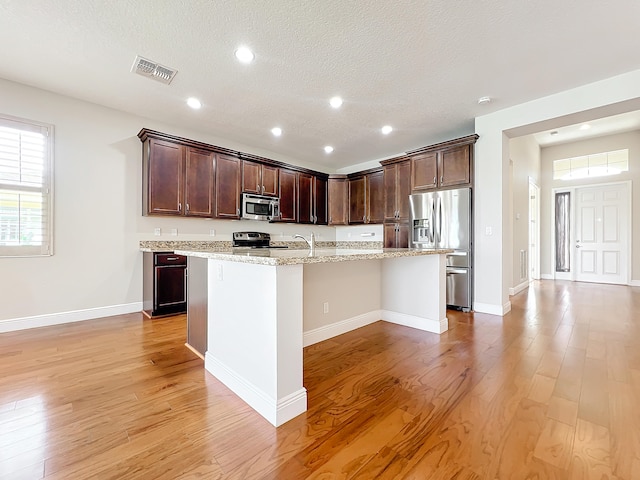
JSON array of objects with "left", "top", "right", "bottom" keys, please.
[{"left": 173, "top": 246, "right": 451, "bottom": 426}]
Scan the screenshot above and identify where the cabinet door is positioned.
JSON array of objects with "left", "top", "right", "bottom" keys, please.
[
  {"left": 439, "top": 145, "right": 471, "bottom": 187},
  {"left": 366, "top": 170, "right": 384, "bottom": 224},
  {"left": 214, "top": 154, "right": 241, "bottom": 219},
  {"left": 297, "top": 173, "right": 314, "bottom": 224},
  {"left": 261, "top": 165, "right": 279, "bottom": 196},
  {"left": 383, "top": 223, "right": 397, "bottom": 248},
  {"left": 349, "top": 177, "right": 366, "bottom": 224},
  {"left": 155, "top": 265, "right": 187, "bottom": 310},
  {"left": 396, "top": 161, "right": 412, "bottom": 222},
  {"left": 242, "top": 160, "right": 261, "bottom": 194},
  {"left": 185, "top": 147, "right": 214, "bottom": 217},
  {"left": 147, "top": 139, "right": 184, "bottom": 215},
  {"left": 328, "top": 178, "right": 348, "bottom": 225},
  {"left": 314, "top": 177, "right": 328, "bottom": 225},
  {"left": 411, "top": 152, "right": 438, "bottom": 191},
  {"left": 397, "top": 222, "right": 410, "bottom": 248},
  {"left": 279, "top": 169, "right": 297, "bottom": 222},
  {"left": 383, "top": 165, "right": 397, "bottom": 222}
]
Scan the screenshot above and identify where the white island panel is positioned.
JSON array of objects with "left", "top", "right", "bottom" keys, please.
[
  {"left": 381, "top": 254, "right": 448, "bottom": 333},
  {"left": 204, "top": 260, "right": 306, "bottom": 427}
]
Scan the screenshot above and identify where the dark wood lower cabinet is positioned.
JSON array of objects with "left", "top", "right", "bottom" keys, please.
[{"left": 143, "top": 252, "right": 187, "bottom": 317}]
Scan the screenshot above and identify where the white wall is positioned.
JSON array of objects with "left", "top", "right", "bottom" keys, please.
[
  {"left": 539, "top": 130, "right": 640, "bottom": 282},
  {"left": 0, "top": 78, "right": 336, "bottom": 327},
  {"left": 474, "top": 68, "right": 640, "bottom": 315},
  {"left": 509, "top": 136, "right": 541, "bottom": 289}
]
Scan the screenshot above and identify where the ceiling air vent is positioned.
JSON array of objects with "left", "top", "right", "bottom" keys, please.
[{"left": 131, "top": 55, "right": 178, "bottom": 85}]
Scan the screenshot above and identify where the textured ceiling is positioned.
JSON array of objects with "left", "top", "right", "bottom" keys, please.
[{"left": 0, "top": 0, "right": 639, "bottom": 172}]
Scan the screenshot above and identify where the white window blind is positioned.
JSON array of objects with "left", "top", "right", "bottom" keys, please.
[{"left": 0, "top": 115, "right": 53, "bottom": 257}]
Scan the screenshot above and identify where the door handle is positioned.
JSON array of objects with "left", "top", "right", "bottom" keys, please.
[{"left": 576, "top": 245, "right": 582, "bottom": 248}]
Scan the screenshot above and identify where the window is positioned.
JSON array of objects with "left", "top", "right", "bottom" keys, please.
[
  {"left": 0, "top": 115, "right": 53, "bottom": 257},
  {"left": 553, "top": 149, "right": 628, "bottom": 180}
]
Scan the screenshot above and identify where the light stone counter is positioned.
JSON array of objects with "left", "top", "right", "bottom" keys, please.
[{"left": 173, "top": 246, "right": 452, "bottom": 266}]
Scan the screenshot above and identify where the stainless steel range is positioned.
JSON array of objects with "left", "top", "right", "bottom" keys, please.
[{"left": 232, "top": 231, "right": 288, "bottom": 249}]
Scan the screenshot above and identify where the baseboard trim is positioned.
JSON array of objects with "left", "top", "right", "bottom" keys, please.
[
  {"left": 541, "top": 274, "right": 554, "bottom": 280},
  {"left": 204, "top": 353, "right": 307, "bottom": 427},
  {"left": 473, "top": 301, "right": 511, "bottom": 316},
  {"left": 381, "top": 310, "right": 448, "bottom": 334},
  {"left": 509, "top": 280, "right": 530, "bottom": 296},
  {"left": 630, "top": 280, "right": 640, "bottom": 287},
  {"left": 0, "top": 302, "right": 143, "bottom": 333},
  {"left": 303, "top": 310, "right": 381, "bottom": 347}
]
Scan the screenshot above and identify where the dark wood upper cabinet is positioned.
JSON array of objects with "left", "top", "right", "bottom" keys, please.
[
  {"left": 439, "top": 145, "right": 471, "bottom": 187},
  {"left": 214, "top": 154, "right": 241, "bottom": 219},
  {"left": 348, "top": 176, "right": 367, "bottom": 224},
  {"left": 328, "top": 177, "right": 348, "bottom": 225},
  {"left": 348, "top": 169, "right": 383, "bottom": 224},
  {"left": 242, "top": 160, "right": 279, "bottom": 196},
  {"left": 314, "top": 176, "right": 327, "bottom": 225},
  {"left": 411, "top": 152, "right": 438, "bottom": 191},
  {"left": 408, "top": 135, "right": 478, "bottom": 191},
  {"left": 366, "top": 170, "right": 384, "bottom": 224},
  {"left": 144, "top": 138, "right": 184, "bottom": 215},
  {"left": 279, "top": 168, "right": 297, "bottom": 222},
  {"left": 261, "top": 165, "right": 279, "bottom": 196},
  {"left": 297, "top": 172, "right": 313, "bottom": 224},
  {"left": 185, "top": 148, "right": 215, "bottom": 217}
]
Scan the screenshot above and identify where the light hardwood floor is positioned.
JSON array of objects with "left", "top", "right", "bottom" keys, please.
[{"left": 1, "top": 280, "right": 639, "bottom": 479}]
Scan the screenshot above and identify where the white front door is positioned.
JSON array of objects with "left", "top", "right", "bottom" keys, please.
[{"left": 574, "top": 183, "right": 629, "bottom": 284}]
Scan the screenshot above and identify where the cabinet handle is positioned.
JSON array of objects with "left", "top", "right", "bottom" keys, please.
[
  {"left": 178, "top": 202, "right": 182, "bottom": 212},
  {"left": 262, "top": 185, "right": 265, "bottom": 194},
  {"left": 186, "top": 203, "right": 190, "bottom": 212},
  {"left": 237, "top": 208, "right": 240, "bottom": 216},
  {"left": 440, "top": 175, "right": 443, "bottom": 184},
  {"left": 257, "top": 182, "right": 260, "bottom": 190},
  {"left": 433, "top": 176, "right": 436, "bottom": 185},
  {"left": 363, "top": 214, "right": 366, "bottom": 223},
  {"left": 167, "top": 257, "right": 179, "bottom": 261}
]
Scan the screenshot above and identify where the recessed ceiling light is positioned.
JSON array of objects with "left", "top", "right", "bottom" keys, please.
[
  {"left": 477, "top": 96, "right": 491, "bottom": 105},
  {"left": 329, "top": 96, "right": 343, "bottom": 109},
  {"left": 324, "top": 146, "right": 334, "bottom": 154},
  {"left": 580, "top": 124, "right": 591, "bottom": 130},
  {"left": 234, "top": 46, "right": 255, "bottom": 64},
  {"left": 186, "top": 97, "right": 202, "bottom": 109},
  {"left": 381, "top": 125, "right": 393, "bottom": 135},
  {"left": 550, "top": 130, "right": 559, "bottom": 136},
  {"left": 271, "top": 127, "right": 282, "bottom": 137}
]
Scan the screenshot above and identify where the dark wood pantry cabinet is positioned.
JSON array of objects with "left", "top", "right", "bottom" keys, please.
[
  {"left": 381, "top": 157, "right": 411, "bottom": 248},
  {"left": 298, "top": 173, "right": 327, "bottom": 225},
  {"left": 278, "top": 168, "right": 297, "bottom": 222}
]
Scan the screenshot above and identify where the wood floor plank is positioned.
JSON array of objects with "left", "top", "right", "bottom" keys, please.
[{"left": 0, "top": 280, "right": 638, "bottom": 479}]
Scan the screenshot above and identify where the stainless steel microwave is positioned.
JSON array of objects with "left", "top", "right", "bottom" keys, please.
[{"left": 241, "top": 193, "right": 280, "bottom": 221}]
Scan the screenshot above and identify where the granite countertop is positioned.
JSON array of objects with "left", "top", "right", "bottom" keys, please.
[{"left": 172, "top": 246, "right": 452, "bottom": 266}]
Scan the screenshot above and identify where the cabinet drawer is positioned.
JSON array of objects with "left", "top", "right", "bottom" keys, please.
[{"left": 155, "top": 253, "right": 187, "bottom": 266}]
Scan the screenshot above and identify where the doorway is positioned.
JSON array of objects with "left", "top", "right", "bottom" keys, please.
[{"left": 553, "top": 181, "right": 631, "bottom": 285}]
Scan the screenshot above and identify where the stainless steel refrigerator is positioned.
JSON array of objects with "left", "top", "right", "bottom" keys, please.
[{"left": 409, "top": 187, "right": 472, "bottom": 311}]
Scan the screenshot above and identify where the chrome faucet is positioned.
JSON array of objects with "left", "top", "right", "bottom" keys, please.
[{"left": 294, "top": 232, "right": 315, "bottom": 252}]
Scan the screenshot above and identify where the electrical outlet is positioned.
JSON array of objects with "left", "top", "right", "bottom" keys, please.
[
  {"left": 323, "top": 302, "right": 329, "bottom": 314},
  {"left": 154, "top": 228, "right": 161, "bottom": 236},
  {"left": 485, "top": 226, "right": 493, "bottom": 236},
  {"left": 170, "top": 228, "right": 178, "bottom": 236},
  {"left": 209, "top": 229, "right": 216, "bottom": 236},
  {"left": 217, "top": 264, "right": 223, "bottom": 281}
]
